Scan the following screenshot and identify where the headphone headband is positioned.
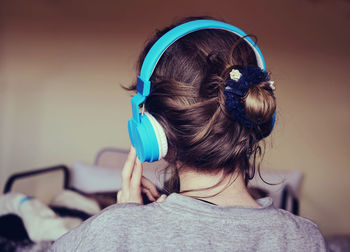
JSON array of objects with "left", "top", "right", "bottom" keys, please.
[
  {"left": 132, "top": 19, "right": 266, "bottom": 123},
  {"left": 129, "top": 19, "right": 272, "bottom": 162}
]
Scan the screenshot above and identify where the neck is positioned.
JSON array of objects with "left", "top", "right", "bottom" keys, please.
[{"left": 178, "top": 169, "right": 260, "bottom": 207}]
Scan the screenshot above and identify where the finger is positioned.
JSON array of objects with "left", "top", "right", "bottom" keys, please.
[
  {"left": 141, "top": 176, "right": 160, "bottom": 198},
  {"left": 141, "top": 188, "right": 156, "bottom": 202},
  {"left": 130, "top": 158, "right": 143, "bottom": 189},
  {"left": 121, "top": 147, "right": 137, "bottom": 192},
  {"left": 156, "top": 194, "right": 167, "bottom": 203},
  {"left": 117, "top": 190, "right": 122, "bottom": 203}
]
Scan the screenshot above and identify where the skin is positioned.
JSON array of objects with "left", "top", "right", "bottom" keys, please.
[
  {"left": 118, "top": 147, "right": 260, "bottom": 207},
  {"left": 179, "top": 169, "right": 260, "bottom": 207},
  {"left": 117, "top": 147, "right": 167, "bottom": 204}
]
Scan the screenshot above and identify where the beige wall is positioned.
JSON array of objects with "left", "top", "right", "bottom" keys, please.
[{"left": 1, "top": 0, "right": 349, "bottom": 236}]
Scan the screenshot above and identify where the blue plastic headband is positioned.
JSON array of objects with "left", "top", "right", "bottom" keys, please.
[{"left": 131, "top": 19, "right": 266, "bottom": 124}]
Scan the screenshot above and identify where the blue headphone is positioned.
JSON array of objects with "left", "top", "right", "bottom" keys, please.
[{"left": 128, "top": 19, "right": 274, "bottom": 163}]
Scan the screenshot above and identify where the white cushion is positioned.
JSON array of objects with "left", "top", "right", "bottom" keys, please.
[
  {"left": 50, "top": 189, "right": 100, "bottom": 215},
  {"left": 70, "top": 161, "right": 165, "bottom": 193}
]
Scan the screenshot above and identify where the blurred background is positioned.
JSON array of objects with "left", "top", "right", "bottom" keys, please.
[{"left": 0, "top": 0, "right": 349, "bottom": 237}]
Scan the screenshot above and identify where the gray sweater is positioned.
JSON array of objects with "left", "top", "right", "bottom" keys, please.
[{"left": 50, "top": 193, "right": 327, "bottom": 251}]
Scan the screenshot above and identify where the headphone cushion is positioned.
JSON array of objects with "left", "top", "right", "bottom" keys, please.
[{"left": 144, "top": 112, "right": 168, "bottom": 160}]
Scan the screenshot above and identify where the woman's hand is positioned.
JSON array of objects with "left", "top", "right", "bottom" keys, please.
[{"left": 117, "top": 147, "right": 167, "bottom": 204}]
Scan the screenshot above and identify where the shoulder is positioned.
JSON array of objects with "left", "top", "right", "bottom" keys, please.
[
  {"left": 90, "top": 202, "right": 149, "bottom": 221},
  {"left": 256, "top": 198, "right": 323, "bottom": 234},
  {"left": 270, "top": 208, "right": 327, "bottom": 250},
  {"left": 50, "top": 202, "right": 159, "bottom": 251},
  {"left": 273, "top": 208, "right": 320, "bottom": 231},
  {"left": 94, "top": 201, "right": 167, "bottom": 223}
]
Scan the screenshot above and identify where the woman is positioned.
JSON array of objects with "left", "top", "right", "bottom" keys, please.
[{"left": 51, "top": 17, "right": 327, "bottom": 251}]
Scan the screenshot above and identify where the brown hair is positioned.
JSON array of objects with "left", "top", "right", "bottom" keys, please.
[{"left": 127, "top": 17, "right": 276, "bottom": 193}]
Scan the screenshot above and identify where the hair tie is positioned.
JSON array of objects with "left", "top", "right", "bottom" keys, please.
[{"left": 224, "top": 66, "right": 273, "bottom": 129}]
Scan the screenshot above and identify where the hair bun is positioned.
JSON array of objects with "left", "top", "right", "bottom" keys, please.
[
  {"left": 244, "top": 81, "right": 276, "bottom": 125},
  {"left": 224, "top": 66, "right": 275, "bottom": 131}
]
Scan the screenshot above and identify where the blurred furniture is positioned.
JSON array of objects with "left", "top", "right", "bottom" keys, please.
[
  {"left": 326, "top": 235, "right": 350, "bottom": 252},
  {"left": 3, "top": 165, "right": 69, "bottom": 205}
]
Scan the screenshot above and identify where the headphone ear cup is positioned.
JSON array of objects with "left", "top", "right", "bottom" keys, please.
[
  {"left": 144, "top": 112, "right": 168, "bottom": 160},
  {"left": 128, "top": 112, "right": 168, "bottom": 162}
]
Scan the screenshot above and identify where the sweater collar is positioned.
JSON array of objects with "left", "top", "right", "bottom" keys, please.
[{"left": 161, "top": 193, "right": 275, "bottom": 218}]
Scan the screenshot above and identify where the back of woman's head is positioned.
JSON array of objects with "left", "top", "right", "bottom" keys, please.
[{"left": 129, "top": 17, "right": 276, "bottom": 189}]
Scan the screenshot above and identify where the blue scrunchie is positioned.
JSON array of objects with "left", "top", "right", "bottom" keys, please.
[{"left": 224, "top": 66, "right": 270, "bottom": 129}]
